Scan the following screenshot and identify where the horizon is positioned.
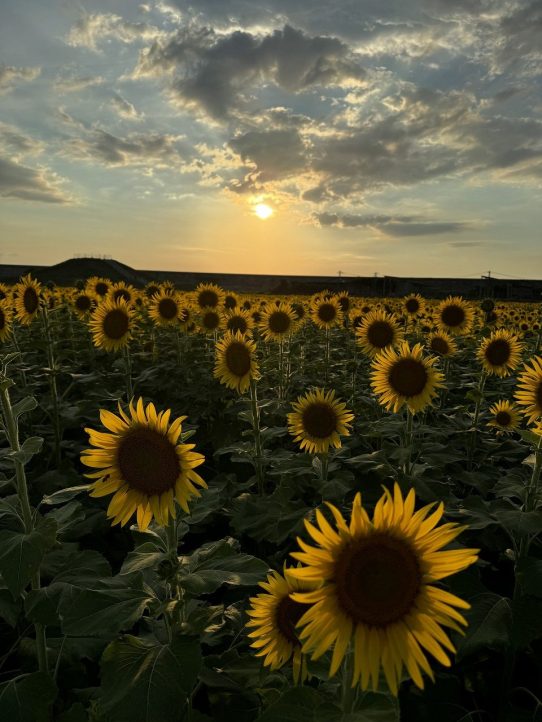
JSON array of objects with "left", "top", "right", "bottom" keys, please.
[{"left": 1, "top": 1, "right": 541, "bottom": 277}]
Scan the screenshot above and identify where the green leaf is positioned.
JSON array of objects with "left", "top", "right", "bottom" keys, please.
[
  {"left": 0, "top": 586, "right": 22, "bottom": 626},
  {"left": 121, "top": 542, "right": 166, "bottom": 575},
  {"left": 59, "top": 572, "right": 154, "bottom": 637},
  {"left": 0, "top": 672, "right": 57, "bottom": 722},
  {"left": 0, "top": 516, "right": 57, "bottom": 598},
  {"left": 96, "top": 634, "right": 202, "bottom": 722},
  {"left": 495, "top": 509, "right": 542, "bottom": 537},
  {"left": 178, "top": 538, "right": 268, "bottom": 595},
  {"left": 456, "top": 593, "right": 512, "bottom": 660},
  {"left": 56, "top": 702, "right": 89, "bottom": 722},
  {"left": 10, "top": 436, "right": 44, "bottom": 465},
  {"left": 41, "top": 485, "right": 91, "bottom": 506},
  {"left": 511, "top": 594, "right": 542, "bottom": 649},
  {"left": 11, "top": 396, "right": 38, "bottom": 419},
  {"left": 517, "top": 557, "right": 542, "bottom": 597}
]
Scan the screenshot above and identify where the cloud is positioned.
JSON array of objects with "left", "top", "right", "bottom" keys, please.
[
  {"left": 110, "top": 93, "right": 144, "bottom": 120},
  {"left": 316, "top": 212, "right": 470, "bottom": 237},
  {"left": 53, "top": 75, "right": 106, "bottom": 94},
  {"left": 64, "top": 128, "right": 185, "bottom": 167},
  {"left": 66, "top": 12, "right": 163, "bottom": 50},
  {"left": 0, "top": 65, "right": 41, "bottom": 94},
  {"left": 0, "top": 157, "right": 71, "bottom": 204},
  {"left": 229, "top": 128, "right": 307, "bottom": 183},
  {"left": 0, "top": 123, "right": 45, "bottom": 157},
  {"left": 135, "top": 24, "right": 365, "bottom": 119}
]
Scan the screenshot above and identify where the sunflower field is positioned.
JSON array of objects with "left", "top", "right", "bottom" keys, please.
[{"left": 0, "top": 275, "right": 541, "bottom": 722}]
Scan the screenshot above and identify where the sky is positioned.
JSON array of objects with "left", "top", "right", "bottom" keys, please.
[{"left": 0, "top": 0, "right": 541, "bottom": 278}]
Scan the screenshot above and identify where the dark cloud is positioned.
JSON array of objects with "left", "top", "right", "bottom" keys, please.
[
  {"left": 316, "top": 212, "right": 469, "bottom": 236},
  {"left": 0, "top": 157, "right": 70, "bottom": 203},
  {"left": 64, "top": 129, "right": 184, "bottom": 167},
  {"left": 498, "top": 1, "right": 542, "bottom": 74},
  {"left": 0, "top": 124, "right": 44, "bottom": 156},
  {"left": 229, "top": 128, "right": 306, "bottom": 183},
  {"left": 0, "top": 64, "right": 40, "bottom": 94},
  {"left": 136, "top": 24, "right": 365, "bottom": 119}
]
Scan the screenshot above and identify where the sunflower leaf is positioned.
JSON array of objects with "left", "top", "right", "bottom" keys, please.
[
  {"left": 0, "top": 516, "right": 58, "bottom": 598},
  {"left": 96, "top": 633, "right": 201, "bottom": 722},
  {"left": 0, "top": 672, "right": 57, "bottom": 722}
]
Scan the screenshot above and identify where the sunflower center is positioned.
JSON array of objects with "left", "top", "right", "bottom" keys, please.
[
  {"left": 103, "top": 309, "right": 130, "bottom": 339},
  {"left": 367, "top": 321, "right": 394, "bottom": 348},
  {"left": 275, "top": 595, "right": 306, "bottom": 645},
  {"left": 146, "top": 285, "right": 160, "bottom": 298},
  {"left": 334, "top": 532, "right": 422, "bottom": 626},
  {"left": 75, "top": 295, "right": 92, "bottom": 311},
  {"left": 388, "top": 358, "right": 428, "bottom": 397},
  {"left": 225, "top": 295, "right": 237, "bottom": 309},
  {"left": 485, "top": 339, "right": 511, "bottom": 366},
  {"left": 430, "top": 337, "right": 449, "bottom": 355},
  {"left": 198, "top": 290, "right": 219, "bottom": 308},
  {"left": 227, "top": 316, "right": 247, "bottom": 334},
  {"left": 405, "top": 298, "right": 420, "bottom": 313},
  {"left": 23, "top": 287, "right": 39, "bottom": 314},
  {"left": 225, "top": 341, "right": 251, "bottom": 377},
  {"left": 202, "top": 311, "right": 220, "bottom": 330},
  {"left": 269, "top": 311, "right": 291, "bottom": 334},
  {"left": 495, "top": 411, "right": 512, "bottom": 426},
  {"left": 158, "top": 297, "right": 178, "bottom": 320},
  {"left": 301, "top": 402, "right": 337, "bottom": 439},
  {"left": 95, "top": 282, "right": 109, "bottom": 296},
  {"left": 441, "top": 304, "right": 465, "bottom": 327},
  {"left": 338, "top": 297, "right": 350, "bottom": 312},
  {"left": 318, "top": 303, "right": 336, "bottom": 323},
  {"left": 116, "top": 427, "right": 180, "bottom": 495}
]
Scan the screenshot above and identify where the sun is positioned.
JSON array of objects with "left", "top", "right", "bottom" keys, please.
[{"left": 254, "top": 203, "right": 273, "bottom": 220}]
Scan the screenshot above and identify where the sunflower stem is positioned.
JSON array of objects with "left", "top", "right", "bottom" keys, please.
[
  {"left": 249, "top": 378, "right": 264, "bottom": 495},
  {"left": 404, "top": 407, "right": 414, "bottom": 476},
  {"left": 341, "top": 647, "right": 355, "bottom": 713},
  {"left": 41, "top": 307, "right": 61, "bottom": 468},
  {"left": 123, "top": 344, "right": 133, "bottom": 400},
  {"left": 320, "top": 452, "right": 329, "bottom": 483},
  {"left": 468, "top": 370, "right": 486, "bottom": 469},
  {"left": 9, "top": 325, "right": 27, "bottom": 389},
  {"left": 0, "top": 371, "right": 48, "bottom": 675},
  {"left": 324, "top": 327, "right": 330, "bottom": 385},
  {"left": 279, "top": 338, "right": 284, "bottom": 400}
]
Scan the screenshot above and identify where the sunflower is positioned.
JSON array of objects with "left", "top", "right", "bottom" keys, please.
[
  {"left": 487, "top": 400, "right": 521, "bottom": 433},
  {"left": 89, "top": 297, "right": 132, "bottom": 352},
  {"left": 109, "top": 282, "right": 136, "bottom": 306},
  {"left": 371, "top": 342, "right": 444, "bottom": 414},
  {"left": 356, "top": 310, "right": 404, "bottom": 358},
  {"left": 86, "top": 276, "right": 110, "bottom": 298},
  {"left": 477, "top": 329, "right": 522, "bottom": 377},
  {"left": 0, "top": 300, "right": 13, "bottom": 343},
  {"left": 223, "top": 292, "right": 239, "bottom": 310},
  {"left": 144, "top": 282, "right": 162, "bottom": 299},
  {"left": 437, "top": 296, "right": 474, "bottom": 336},
  {"left": 403, "top": 293, "right": 425, "bottom": 318},
  {"left": 287, "top": 388, "right": 354, "bottom": 455},
  {"left": 178, "top": 304, "right": 193, "bottom": 330},
  {"left": 514, "top": 356, "right": 542, "bottom": 424},
  {"left": 81, "top": 398, "right": 206, "bottom": 529},
  {"left": 259, "top": 302, "right": 297, "bottom": 342},
  {"left": 222, "top": 308, "right": 253, "bottom": 336},
  {"left": 72, "top": 290, "right": 96, "bottom": 318},
  {"left": 427, "top": 331, "right": 457, "bottom": 358},
  {"left": 336, "top": 292, "right": 351, "bottom": 316},
  {"left": 195, "top": 283, "right": 224, "bottom": 310},
  {"left": 246, "top": 566, "right": 313, "bottom": 684},
  {"left": 149, "top": 291, "right": 180, "bottom": 326},
  {"left": 0, "top": 282, "right": 10, "bottom": 301},
  {"left": 289, "top": 484, "right": 478, "bottom": 695},
  {"left": 310, "top": 297, "right": 343, "bottom": 330},
  {"left": 15, "top": 274, "right": 42, "bottom": 325},
  {"left": 199, "top": 307, "right": 223, "bottom": 334},
  {"left": 214, "top": 331, "right": 259, "bottom": 393}
]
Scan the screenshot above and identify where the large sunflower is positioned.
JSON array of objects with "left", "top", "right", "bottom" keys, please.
[
  {"left": 356, "top": 310, "right": 404, "bottom": 358},
  {"left": 371, "top": 342, "right": 444, "bottom": 414},
  {"left": 86, "top": 276, "right": 110, "bottom": 298},
  {"left": 199, "top": 307, "right": 223, "bottom": 334},
  {"left": 514, "top": 356, "right": 542, "bottom": 424},
  {"left": 72, "top": 290, "right": 96, "bottom": 318},
  {"left": 403, "top": 293, "right": 425, "bottom": 318},
  {"left": 214, "top": 331, "right": 259, "bottom": 393},
  {"left": 259, "top": 302, "right": 297, "bottom": 342},
  {"left": 477, "top": 329, "right": 522, "bottom": 377},
  {"left": 289, "top": 484, "right": 478, "bottom": 695},
  {"left": 487, "top": 400, "right": 520, "bottom": 433},
  {"left": 149, "top": 291, "right": 180, "bottom": 326},
  {"left": 89, "top": 297, "right": 132, "bottom": 352},
  {"left": 109, "top": 282, "right": 137, "bottom": 306},
  {"left": 437, "top": 296, "right": 474, "bottom": 336},
  {"left": 15, "top": 274, "right": 42, "bottom": 325},
  {"left": 0, "top": 300, "right": 13, "bottom": 343},
  {"left": 246, "top": 566, "right": 313, "bottom": 684},
  {"left": 287, "top": 388, "right": 354, "bottom": 455},
  {"left": 195, "top": 283, "right": 224, "bottom": 310},
  {"left": 310, "top": 297, "right": 343, "bottom": 330},
  {"left": 82, "top": 398, "right": 205, "bottom": 529}
]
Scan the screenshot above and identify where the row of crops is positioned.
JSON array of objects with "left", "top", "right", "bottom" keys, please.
[{"left": 0, "top": 274, "right": 541, "bottom": 721}]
